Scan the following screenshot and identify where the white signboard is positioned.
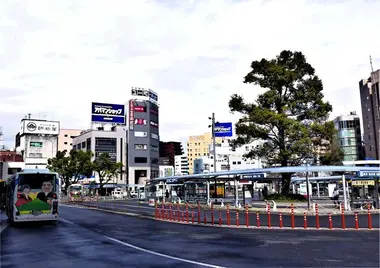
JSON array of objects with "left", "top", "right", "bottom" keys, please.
[{"left": 21, "top": 120, "right": 60, "bottom": 135}]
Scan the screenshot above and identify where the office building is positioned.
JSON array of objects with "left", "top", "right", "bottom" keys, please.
[
  {"left": 159, "top": 165, "right": 174, "bottom": 177},
  {"left": 333, "top": 112, "right": 364, "bottom": 161},
  {"left": 359, "top": 69, "right": 380, "bottom": 160},
  {"left": 58, "top": 129, "right": 83, "bottom": 154},
  {"left": 187, "top": 132, "right": 222, "bottom": 174},
  {"left": 159, "top": 141, "right": 183, "bottom": 166},
  {"left": 127, "top": 88, "right": 160, "bottom": 183},
  {"left": 193, "top": 139, "right": 267, "bottom": 174},
  {"left": 72, "top": 127, "right": 127, "bottom": 185},
  {"left": 174, "top": 154, "right": 189, "bottom": 175},
  {"left": 15, "top": 118, "right": 60, "bottom": 169}
]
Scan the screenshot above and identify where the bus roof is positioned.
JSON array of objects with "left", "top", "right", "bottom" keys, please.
[{"left": 20, "top": 169, "right": 53, "bottom": 174}]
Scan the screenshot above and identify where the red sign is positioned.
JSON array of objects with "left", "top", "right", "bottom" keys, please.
[
  {"left": 134, "top": 106, "right": 146, "bottom": 112},
  {"left": 134, "top": 118, "right": 147, "bottom": 125},
  {"left": 129, "top": 100, "right": 134, "bottom": 130}
]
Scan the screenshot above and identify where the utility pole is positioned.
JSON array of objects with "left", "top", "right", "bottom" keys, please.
[{"left": 209, "top": 113, "right": 217, "bottom": 173}]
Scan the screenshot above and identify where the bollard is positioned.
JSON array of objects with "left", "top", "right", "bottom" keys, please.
[
  {"left": 198, "top": 202, "right": 201, "bottom": 224},
  {"left": 165, "top": 209, "right": 168, "bottom": 220},
  {"left": 267, "top": 203, "right": 271, "bottom": 229},
  {"left": 256, "top": 212, "right": 260, "bottom": 228},
  {"left": 367, "top": 203, "right": 372, "bottom": 230},
  {"left": 303, "top": 212, "right": 307, "bottom": 229},
  {"left": 279, "top": 212, "right": 283, "bottom": 228},
  {"left": 219, "top": 210, "right": 222, "bottom": 226},
  {"left": 328, "top": 213, "right": 332, "bottom": 229},
  {"left": 177, "top": 205, "right": 180, "bottom": 222},
  {"left": 236, "top": 209, "right": 239, "bottom": 227},
  {"left": 170, "top": 204, "right": 173, "bottom": 221},
  {"left": 186, "top": 203, "right": 189, "bottom": 223},
  {"left": 211, "top": 203, "right": 214, "bottom": 226},
  {"left": 155, "top": 201, "right": 158, "bottom": 219},
  {"left": 192, "top": 209, "right": 195, "bottom": 224},
  {"left": 291, "top": 203, "right": 295, "bottom": 229},
  {"left": 315, "top": 203, "right": 320, "bottom": 229},
  {"left": 245, "top": 204, "right": 249, "bottom": 228},
  {"left": 341, "top": 203, "right": 346, "bottom": 230},
  {"left": 161, "top": 203, "right": 164, "bottom": 219},
  {"left": 204, "top": 210, "right": 207, "bottom": 225},
  {"left": 227, "top": 204, "right": 231, "bottom": 226},
  {"left": 182, "top": 211, "right": 184, "bottom": 222},
  {"left": 354, "top": 212, "right": 359, "bottom": 230}
]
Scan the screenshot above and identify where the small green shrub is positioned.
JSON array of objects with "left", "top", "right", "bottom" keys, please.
[{"left": 266, "top": 193, "right": 307, "bottom": 202}]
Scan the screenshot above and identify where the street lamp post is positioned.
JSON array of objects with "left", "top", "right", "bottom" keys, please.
[
  {"left": 208, "top": 113, "right": 217, "bottom": 173},
  {"left": 304, "top": 160, "right": 311, "bottom": 210}
]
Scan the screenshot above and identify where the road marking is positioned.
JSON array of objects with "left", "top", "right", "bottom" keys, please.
[
  {"left": 104, "top": 236, "right": 226, "bottom": 268},
  {"left": 0, "top": 222, "right": 9, "bottom": 234},
  {"left": 59, "top": 218, "right": 81, "bottom": 227}
]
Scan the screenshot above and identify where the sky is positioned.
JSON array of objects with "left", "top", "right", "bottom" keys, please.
[{"left": 0, "top": 0, "right": 379, "bottom": 148}]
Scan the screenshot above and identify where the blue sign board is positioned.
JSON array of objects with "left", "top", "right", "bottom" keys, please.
[
  {"left": 241, "top": 173, "right": 266, "bottom": 180},
  {"left": 357, "top": 171, "right": 380, "bottom": 178},
  {"left": 214, "top": 122, "right": 233, "bottom": 137},
  {"left": 166, "top": 178, "right": 179, "bottom": 184},
  {"left": 91, "top": 102, "right": 125, "bottom": 125}
]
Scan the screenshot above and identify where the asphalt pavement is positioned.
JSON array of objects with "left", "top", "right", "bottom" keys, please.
[
  {"left": 1, "top": 205, "right": 379, "bottom": 267},
  {"left": 78, "top": 200, "right": 380, "bottom": 229}
]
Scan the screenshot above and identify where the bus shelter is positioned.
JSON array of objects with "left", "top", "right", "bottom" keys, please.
[{"left": 151, "top": 165, "right": 380, "bottom": 210}]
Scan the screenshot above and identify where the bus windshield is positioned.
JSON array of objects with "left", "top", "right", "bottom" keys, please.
[
  {"left": 18, "top": 173, "right": 57, "bottom": 192},
  {"left": 70, "top": 186, "right": 82, "bottom": 191}
]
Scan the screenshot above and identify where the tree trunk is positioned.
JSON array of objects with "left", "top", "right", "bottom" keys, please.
[{"left": 281, "top": 173, "right": 291, "bottom": 194}]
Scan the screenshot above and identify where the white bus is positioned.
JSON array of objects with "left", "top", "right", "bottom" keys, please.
[
  {"left": 5, "top": 169, "right": 59, "bottom": 225},
  {"left": 67, "top": 184, "right": 84, "bottom": 200}
]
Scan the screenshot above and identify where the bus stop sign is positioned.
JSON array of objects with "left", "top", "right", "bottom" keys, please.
[{"left": 357, "top": 171, "right": 380, "bottom": 178}]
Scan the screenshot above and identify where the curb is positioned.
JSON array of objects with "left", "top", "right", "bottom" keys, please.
[{"left": 64, "top": 204, "right": 380, "bottom": 232}]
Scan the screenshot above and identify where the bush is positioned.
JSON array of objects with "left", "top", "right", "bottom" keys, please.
[{"left": 266, "top": 193, "right": 307, "bottom": 202}]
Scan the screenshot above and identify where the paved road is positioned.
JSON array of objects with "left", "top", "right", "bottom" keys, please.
[
  {"left": 2, "top": 205, "right": 379, "bottom": 267},
  {"left": 77, "top": 200, "right": 380, "bottom": 229}
]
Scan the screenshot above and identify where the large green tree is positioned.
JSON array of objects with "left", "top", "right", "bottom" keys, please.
[
  {"left": 47, "top": 149, "right": 93, "bottom": 192},
  {"left": 92, "top": 153, "right": 124, "bottom": 196},
  {"left": 229, "top": 50, "right": 334, "bottom": 193}
]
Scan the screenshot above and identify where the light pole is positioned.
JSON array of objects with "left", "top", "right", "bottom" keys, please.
[
  {"left": 208, "top": 113, "right": 217, "bottom": 173},
  {"left": 303, "top": 159, "right": 311, "bottom": 210}
]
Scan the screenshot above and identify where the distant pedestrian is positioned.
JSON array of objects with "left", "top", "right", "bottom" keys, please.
[
  {"left": 332, "top": 187, "right": 340, "bottom": 208},
  {"left": 165, "top": 189, "right": 169, "bottom": 200}
]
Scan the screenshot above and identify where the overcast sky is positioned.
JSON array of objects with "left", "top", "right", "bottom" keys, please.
[{"left": 0, "top": 0, "right": 379, "bottom": 148}]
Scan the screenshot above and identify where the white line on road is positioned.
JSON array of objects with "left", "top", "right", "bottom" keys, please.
[
  {"left": 60, "top": 217, "right": 226, "bottom": 268},
  {"left": 104, "top": 236, "right": 227, "bottom": 268},
  {"left": 0, "top": 222, "right": 9, "bottom": 234}
]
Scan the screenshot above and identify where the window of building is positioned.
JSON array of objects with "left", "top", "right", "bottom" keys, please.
[
  {"left": 64, "top": 142, "right": 68, "bottom": 145},
  {"left": 151, "top": 145, "right": 159, "bottom": 152},
  {"left": 135, "top": 157, "right": 148, "bottom": 163},
  {"left": 151, "top": 158, "right": 158, "bottom": 164},
  {"left": 64, "top": 134, "right": 68, "bottom": 137},
  {"left": 135, "top": 144, "right": 147, "bottom": 150}
]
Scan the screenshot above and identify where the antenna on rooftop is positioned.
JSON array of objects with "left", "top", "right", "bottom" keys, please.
[{"left": 370, "top": 55, "right": 374, "bottom": 72}]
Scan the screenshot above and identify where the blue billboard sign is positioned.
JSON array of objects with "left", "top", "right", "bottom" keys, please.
[
  {"left": 91, "top": 102, "right": 125, "bottom": 125},
  {"left": 214, "top": 122, "right": 233, "bottom": 137}
]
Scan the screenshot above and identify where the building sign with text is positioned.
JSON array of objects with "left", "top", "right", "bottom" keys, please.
[{"left": 20, "top": 120, "right": 60, "bottom": 135}]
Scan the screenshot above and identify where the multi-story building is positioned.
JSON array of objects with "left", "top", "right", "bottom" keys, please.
[
  {"left": 0, "top": 150, "right": 25, "bottom": 181},
  {"left": 127, "top": 88, "right": 160, "bottom": 184},
  {"left": 174, "top": 154, "right": 189, "bottom": 175},
  {"left": 72, "top": 126, "right": 127, "bottom": 185},
  {"left": 359, "top": 69, "right": 380, "bottom": 160},
  {"left": 193, "top": 140, "right": 266, "bottom": 174},
  {"left": 333, "top": 112, "right": 364, "bottom": 161},
  {"left": 187, "top": 132, "right": 222, "bottom": 174},
  {"left": 58, "top": 129, "right": 83, "bottom": 154},
  {"left": 159, "top": 141, "right": 183, "bottom": 166},
  {"left": 15, "top": 118, "right": 60, "bottom": 169}
]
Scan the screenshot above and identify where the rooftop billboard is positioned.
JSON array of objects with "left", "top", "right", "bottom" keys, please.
[{"left": 91, "top": 102, "right": 125, "bottom": 125}]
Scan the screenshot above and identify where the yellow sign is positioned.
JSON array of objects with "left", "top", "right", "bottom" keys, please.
[{"left": 352, "top": 180, "right": 375, "bottom": 186}]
